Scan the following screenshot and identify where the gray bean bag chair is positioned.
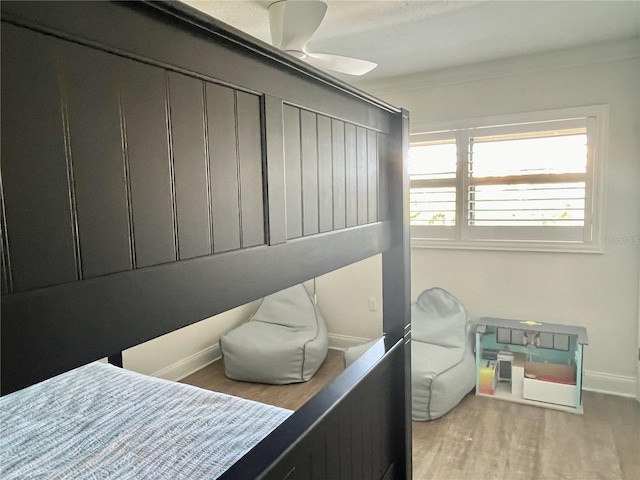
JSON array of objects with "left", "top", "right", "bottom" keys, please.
[
  {"left": 412, "top": 287, "right": 476, "bottom": 421},
  {"left": 343, "top": 338, "right": 381, "bottom": 368},
  {"left": 220, "top": 284, "right": 328, "bottom": 384}
]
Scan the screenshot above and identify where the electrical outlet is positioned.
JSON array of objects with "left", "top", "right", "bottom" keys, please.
[{"left": 368, "top": 297, "right": 378, "bottom": 311}]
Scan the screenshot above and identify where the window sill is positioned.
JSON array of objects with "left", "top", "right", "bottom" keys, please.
[{"left": 410, "top": 238, "right": 604, "bottom": 254}]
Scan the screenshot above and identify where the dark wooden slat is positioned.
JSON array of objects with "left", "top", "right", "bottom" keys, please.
[
  {"left": 1, "top": 6, "right": 409, "bottom": 480},
  {"left": 311, "top": 431, "right": 328, "bottom": 480},
  {"left": 236, "top": 91, "right": 265, "bottom": 248},
  {"left": 60, "top": 40, "right": 132, "bottom": 278},
  {"left": 339, "top": 402, "right": 352, "bottom": 479},
  {"left": 362, "top": 388, "right": 374, "bottom": 479},
  {"left": 1, "top": 221, "right": 391, "bottom": 395},
  {"left": 331, "top": 120, "right": 346, "bottom": 230},
  {"left": 317, "top": 115, "right": 333, "bottom": 233},
  {"left": 325, "top": 415, "right": 341, "bottom": 480},
  {"left": 167, "top": 71, "right": 211, "bottom": 259},
  {"left": 344, "top": 123, "right": 358, "bottom": 227},
  {"left": 368, "top": 129, "right": 379, "bottom": 224},
  {"left": 378, "top": 133, "right": 389, "bottom": 222},
  {"left": 301, "top": 110, "right": 319, "bottom": 236},
  {"left": 351, "top": 396, "right": 364, "bottom": 479},
  {"left": 357, "top": 126, "right": 369, "bottom": 226},
  {"left": 119, "top": 58, "right": 176, "bottom": 268},
  {"left": 380, "top": 378, "right": 393, "bottom": 475},
  {"left": 0, "top": 24, "right": 78, "bottom": 292},
  {"left": 263, "top": 95, "right": 287, "bottom": 246},
  {"left": 283, "top": 105, "right": 303, "bottom": 239},
  {"left": 206, "top": 82, "right": 241, "bottom": 253},
  {"left": 0, "top": 185, "right": 9, "bottom": 294},
  {"left": 296, "top": 450, "right": 313, "bottom": 480}
]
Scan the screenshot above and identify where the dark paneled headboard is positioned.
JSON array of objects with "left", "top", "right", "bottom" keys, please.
[{"left": 1, "top": 2, "right": 412, "bottom": 477}]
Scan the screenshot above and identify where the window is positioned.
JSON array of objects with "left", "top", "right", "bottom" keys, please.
[{"left": 409, "top": 106, "right": 607, "bottom": 252}]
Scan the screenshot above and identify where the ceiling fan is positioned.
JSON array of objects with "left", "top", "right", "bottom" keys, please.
[{"left": 268, "top": 0, "right": 377, "bottom": 76}]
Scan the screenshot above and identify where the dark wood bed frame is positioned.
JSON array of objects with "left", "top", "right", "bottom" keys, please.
[{"left": 0, "top": 1, "right": 411, "bottom": 478}]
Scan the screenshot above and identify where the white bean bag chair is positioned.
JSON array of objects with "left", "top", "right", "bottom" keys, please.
[
  {"left": 220, "top": 284, "right": 328, "bottom": 384},
  {"left": 411, "top": 287, "right": 476, "bottom": 421},
  {"left": 343, "top": 338, "right": 381, "bottom": 368}
]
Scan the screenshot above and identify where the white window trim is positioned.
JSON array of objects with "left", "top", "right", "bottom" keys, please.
[{"left": 410, "top": 105, "right": 608, "bottom": 253}]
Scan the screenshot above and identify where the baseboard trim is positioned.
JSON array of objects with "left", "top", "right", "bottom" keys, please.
[
  {"left": 583, "top": 370, "right": 638, "bottom": 398},
  {"left": 328, "top": 333, "right": 374, "bottom": 350},
  {"left": 152, "top": 343, "right": 222, "bottom": 382}
]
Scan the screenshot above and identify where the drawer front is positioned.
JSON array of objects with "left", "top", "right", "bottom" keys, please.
[{"left": 523, "top": 378, "right": 577, "bottom": 407}]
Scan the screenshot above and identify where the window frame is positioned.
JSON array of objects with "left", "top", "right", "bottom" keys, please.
[{"left": 409, "top": 105, "right": 608, "bottom": 253}]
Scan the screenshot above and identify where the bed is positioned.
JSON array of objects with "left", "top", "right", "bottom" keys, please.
[{"left": 0, "top": 1, "right": 411, "bottom": 479}]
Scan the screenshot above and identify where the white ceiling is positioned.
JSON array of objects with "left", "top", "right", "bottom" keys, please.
[{"left": 181, "top": 0, "right": 640, "bottom": 82}]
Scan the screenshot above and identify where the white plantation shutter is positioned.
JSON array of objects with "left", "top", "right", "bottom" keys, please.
[
  {"left": 409, "top": 107, "right": 605, "bottom": 251},
  {"left": 409, "top": 140, "right": 457, "bottom": 239}
]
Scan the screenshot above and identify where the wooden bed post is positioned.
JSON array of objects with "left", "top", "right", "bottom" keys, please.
[
  {"left": 107, "top": 352, "right": 123, "bottom": 368},
  {"left": 382, "top": 108, "right": 412, "bottom": 479}
]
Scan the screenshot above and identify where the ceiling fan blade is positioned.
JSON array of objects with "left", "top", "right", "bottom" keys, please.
[
  {"left": 304, "top": 52, "right": 377, "bottom": 76},
  {"left": 269, "top": 0, "right": 328, "bottom": 52}
]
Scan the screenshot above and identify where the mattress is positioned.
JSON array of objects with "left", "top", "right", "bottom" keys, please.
[{"left": 0, "top": 362, "right": 292, "bottom": 479}]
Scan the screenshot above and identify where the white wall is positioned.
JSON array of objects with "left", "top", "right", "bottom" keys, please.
[
  {"left": 315, "top": 255, "right": 383, "bottom": 347},
  {"left": 356, "top": 41, "right": 640, "bottom": 397},
  {"left": 123, "top": 301, "right": 259, "bottom": 379}
]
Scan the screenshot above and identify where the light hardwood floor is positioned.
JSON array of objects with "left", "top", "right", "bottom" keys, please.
[
  {"left": 412, "top": 391, "right": 639, "bottom": 480},
  {"left": 181, "top": 352, "right": 640, "bottom": 480}
]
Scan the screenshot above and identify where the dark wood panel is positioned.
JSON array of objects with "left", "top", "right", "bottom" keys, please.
[
  {"left": 263, "top": 95, "right": 287, "bottom": 246},
  {"left": 317, "top": 115, "right": 333, "bottom": 233},
  {"left": 119, "top": 58, "right": 176, "bottom": 268},
  {"left": 167, "top": 71, "right": 211, "bottom": 259},
  {"left": 344, "top": 123, "right": 358, "bottom": 228},
  {"left": 60, "top": 40, "right": 133, "bottom": 278},
  {"left": 368, "top": 129, "right": 379, "bottom": 224},
  {"left": 0, "top": 24, "right": 78, "bottom": 292},
  {"left": 1, "top": 222, "right": 391, "bottom": 395},
  {"left": 283, "top": 105, "right": 303, "bottom": 239},
  {"left": 1, "top": 2, "right": 395, "bottom": 133},
  {"left": 357, "top": 126, "right": 369, "bottom": 226},
  {"left": 236, "top": 91, "right": 265, "bottom": 248},
  {"left": 332, "top": 120, "right": 347, "bottom": 230},
  {"left": 381, "top": 109, "right": 412, "bottom": 480},
  {"left": 301, "top": 110, "right": 319, "bottom": 236},
  {"left": 206, "top": 82, "right": 241, "bottom": 253}
]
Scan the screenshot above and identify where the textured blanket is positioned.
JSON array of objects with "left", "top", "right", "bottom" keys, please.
[{"left": 0, "top": 362, "right": 291, "bottom": 479}]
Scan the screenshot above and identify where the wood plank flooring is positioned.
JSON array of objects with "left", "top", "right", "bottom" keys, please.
[
  {"left": 412, "top": 391, "right": 639, "bottom": 480},
  {"left": 181, "top": 353, "right": 640, "bottom": 479}
]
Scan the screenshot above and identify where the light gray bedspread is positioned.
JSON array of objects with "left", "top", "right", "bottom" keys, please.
[{"left": 0, "top": 362, "right": 292, "bottom": 479}]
